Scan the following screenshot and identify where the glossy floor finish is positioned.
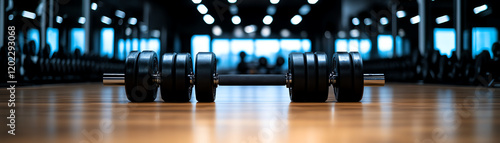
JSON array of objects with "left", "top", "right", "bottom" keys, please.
[{"left": 1, "top": 83, "right": 499, "bottom": 143}]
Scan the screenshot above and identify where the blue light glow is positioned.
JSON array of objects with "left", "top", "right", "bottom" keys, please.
[
  {"left": 46, "top": 28, "right": 59, "bottom": 57},
  {"left": 100, "top": 28, "right": 114, "bottom": 59},
  {"left": 377, "top": 35, "right": 393, "bottom": 58},
  {"left": 335, "top": 39, "right": 348, "bottom": 52},
  {"left": 212, "top": 39, "right": 231, "bottom": 69},
  {"left": 256, "top": 39, "right": 280, "bottom": 65},
  {"left": 472, "top": 27, "right": 498, "bottom": 59},
  {"left": 27, "top": 29, "right": 40, "bottom": 55},
  {"left": 359, "top": 39, "right": 371, "bottom": 60},
  {"left": 70, "top": 28, "right": 85, "bottom": 56},
  {"left": 118, "top": 39, "right": 125, "bottom": 60},
  {"left": 434, "top": 28, "right": 456, "bottom": 58}
]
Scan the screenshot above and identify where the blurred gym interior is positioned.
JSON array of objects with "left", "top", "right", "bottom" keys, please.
[{"left": 1, "top": 0, "right": 500, "bottom": 142}]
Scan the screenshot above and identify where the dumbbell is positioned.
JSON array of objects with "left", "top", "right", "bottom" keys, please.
[{"left": 103, "top": 51, "right": 385, "bottom": 102}]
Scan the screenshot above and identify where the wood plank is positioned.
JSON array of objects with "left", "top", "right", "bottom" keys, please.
[{"left": 1, "top": 83, "right": 499, "bottom": 143}]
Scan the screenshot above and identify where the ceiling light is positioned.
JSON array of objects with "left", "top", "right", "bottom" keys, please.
[
  {"left": 203, "top": 14, "right": 215, "bottom": 24},
  {"left": 101, "top": 16, "right": 112, "bottom": 25},
  {"left": 91, "top": 3, "right": 97, "bottom": 10},
  {"left": 115, "top": 10, "right": 125, "bottom": 18},
  {"left": 22, "top": 11, "right": 36, "bottom": 19},
  {"left": 299, "top": 5, "right": 311, "bottom": 15},
  {"left": 308, "top": 0, "right": 318, "bottom": 4},
  {"left": 212, "top": 25, "right": 222, "bottom": 36},
  {"left": 263, "top": 15, "right": 273, "bottom": 25},
  {"left": 410, "top": 15, "right": 420, "bottom": 24},
  {"left": 56, "top": 16, "right": 63, "bottom": 23},
  {"left": 380, "top": 17, "right": 389, "bottom": 25},
  {"left": 473, "top": 4, "right": 488, "bottom": 14},
  {"left": 291, "top": 15, "right": 302, "bottom": 25},
  {"left": 436, "top": 15, "right": 450, "bottom": 24},
  {"left": 197, "top": 4, "right": 208, "bottom": 14},
  {"left": 270, "top": 0, "right": 279, "bottom": 4},
  {"left": 128, "top": 17, "right": 137, "bottom": 25},
  {"left": 192, "top": 0, "right": 202, "bottom": 4},
  {"left": 232, "top": 15, "right": 241, "bottom": 25},
  {"left": 396, "top": 11, "right": 406, "bottom": 18},
  {"left": 352, "top": 17, "right": 360, "bottom": 25}
]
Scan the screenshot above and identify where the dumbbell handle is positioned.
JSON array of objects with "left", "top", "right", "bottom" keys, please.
[
  {"left": 103, "top": 73, "right": 385, "bottom": 86},
  {"left": 218, "top": 74, "right": 286, "bottom": 85}
]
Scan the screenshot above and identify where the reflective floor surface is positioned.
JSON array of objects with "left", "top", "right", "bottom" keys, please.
[{"left": 1, "top": 83, "right": 499, "bottom": 143}]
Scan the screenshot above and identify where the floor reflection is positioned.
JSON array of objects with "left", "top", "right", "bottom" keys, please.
[{"left": 3, "top": 83, "right": 500, "bottom": 142}]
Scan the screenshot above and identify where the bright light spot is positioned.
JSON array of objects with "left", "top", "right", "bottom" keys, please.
[
  {"left": 234, "top": 26, "right": 244, "bottom": 37},
  {"left": 244, "top": 25, "right": 257, "bottom": 33},
  {"left": 255, "top": 39, "right": 280, "bottom": 57},
  {"left": 22, "top": 11, "right": 36, "bottom": 19},
  {"left": 396, "top": 11, "right": 406, "bottom": 18},
  {"left": 434, "top": 28, "right": 456, "bottom": 58},
  {"left": 100, "top": 28, "right": 114, "bottom": 58},
  {"left": 263, "top": 15, "right": 273, "bottom": 25},
  {"left": 212, "top": 25, "right": 222, "bottom": 36},
  {"left": 380, "top": 17, "right": 389, "bottom": 25},
  {"left": 232, "top": 15, "right": 241, "bottom": 25},
  {"left": 128, "top": 17, "right": 137, "bottom": 25},
  {"left": 360, "top": 39, "right": 372, "bottom": 56},
  {"left": 364, "top": 18, "right": 372, "bottom": 25},
  {"left": 267, "top": 5, "right": 276, "bottom": 15},
  {"left": 270, "top": 0, "right": 279, "bottom": 4},
  {"left": 291, "top": 15, "right": 302, "bottom": 25},
  {"left": 78, "top": 17, "right": 86, "bottom": 24},
  {"left": 350, "top": 29, "right": 360, "bottom": 38},
  {"left": 473, "top": 4, "right": 488, "bottom": 14},
  {"left": 299, "top": 5, "right": 311, "bottom": 15},
  {"left": 280, "top": 29, "right": 290, "bottom": 37},
  {"left": 203, "top": 14, "right": 215, "bottom": 24},
  {"left": 436, "top": 15, "right": 450, "bottom": 24},
  {"left": 302, "top": 39, "right": 311, "bottom": 52},
  {"left": 197, "top": 4, "right": 208, "bottom": 14},
  {"left": 410, "top": 15, "right": 420, "bottom": 24},
  {"left": 115, "top": 10, "right": 125, "bottom": 18},
  {"left": 8, "top": 14, "right": 14, "bottom": 20},
  {"left": 324, "top": 31, "right": 332, "bottom": 39},
  {"left": 308, "top": 0, "right": 319, "bottom": 4},
  {"left": 349, "top": 39, "right": 359, "bottom": 52},
  {"left": 91, "top": 3, "right": 98, "bottom": 10},
  {"left": 192, "top": 0, "right": 202, "bottom": 4},
  {"left": 261, "top": 26, "right": 271, "bottom": 37},
  {"left": 56, "top": 16, "right": 63, "bottom": 23},
  {"left": 101, "top": 16, "right": 112, "bottom": 25},
  {"left": 378, "top": 35, "right": 394, "bottom": 58},
  {"left": 335, "top": 39, "right": 348, "bottom": 52},
  {"left": 228, "top": 0, "right": 237, "bottom": 4},
  {"left": 352, "top": 17, "right": 360, "bottom": 25}
]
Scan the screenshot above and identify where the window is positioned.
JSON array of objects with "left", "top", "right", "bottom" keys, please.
[
  {"left": 359, "top": 39, "right": 372, "bottom": 60},
  {"left": 434, "top": 28, "right": 456, "bottom": 58},
  {"left": 147, "top": 38, "right": 161, "bottom": 58},
  {"left": 100, "top": 28, "right": 114, "bottom": 59},
  {"left": 335, "top": 39, "right": 348, "bottom": 52},
  {"left": 70, "top": 28, "right": 85, "bottom": 56},
  {"left": 27, "top": 29, "right": 40, "bottom": 55},
  {"left": 472, "top": 27, "right": 498, "bottom": 59},
  {"left": 377, "top": 35, "right": 393, "bottom": 58},
  {"left": 46, "top": 28, "right": 59, "bottom": 57}
]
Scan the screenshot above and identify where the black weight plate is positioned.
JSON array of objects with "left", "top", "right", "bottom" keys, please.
[
  {"left": 333, "top": 52, "right": 354, "bottom": 102},
  {"left": 289, "top": 53, "right": 307, "bottom": 102},
  {"left": 125, "top": 51, "right": 140, "bottom": 102},
  {"left": 172, "top": 53, "right": 193, "bottom": 102},
  {"left": 350, "top": 52, "right": 364, "bottom": 102},
  {"left": 160, "top": 53, "right": 177, "bottom": 101},
  {"left": 315, "top": 52, "right": 329, "bottom": 102},
  {"left": 134, "top": 51, "right": 159, "bottom": 102},
  {"left": 195, "top": 52, "right": 217, "bottom": 102},
  {"left": 305, "top": 52, "right": 317, "bottom": 94}
]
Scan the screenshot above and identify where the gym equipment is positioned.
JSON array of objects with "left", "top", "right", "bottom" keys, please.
[{"left": 103, "top": 51, "right": 385, "bottom": 102}]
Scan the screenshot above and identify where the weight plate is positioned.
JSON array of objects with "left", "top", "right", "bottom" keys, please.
[
  {"left": 125, "top": 51, "right": 139, "bottom": 102},
  {"left": 305, "top": 52, "right": 317, "bottom": 96},
  {"left": 289, "top": 53, "right": 307, "bottom": 102},
  {"left": 160, "top": 53, "right": 177, "bottom": 101},
  {"left": 315, "top": 52, "right": 329, "bottom": 102},
  {"left": 175, "top": 53, "right": 193, "bottom": 101},
  {"left": 133, "top": 51, "right": 159, "bottom": 102},
  {"left": 350, "top": 52, "right": 364, "bottom": 102},
  {"left": 333, "top": 52, "right": 354, "bottom": 102},
  {"left": 195, "top": 52, "right": 217, "bottom": 102}
]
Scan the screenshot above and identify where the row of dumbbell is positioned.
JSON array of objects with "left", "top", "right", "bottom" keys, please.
[{"left": 103, "top": 51, "right": 385, "bottom": 102}]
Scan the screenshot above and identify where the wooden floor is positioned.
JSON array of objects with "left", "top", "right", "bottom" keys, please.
[{"left": 1, "top": 83, "right": 500, "bottom": 143}]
